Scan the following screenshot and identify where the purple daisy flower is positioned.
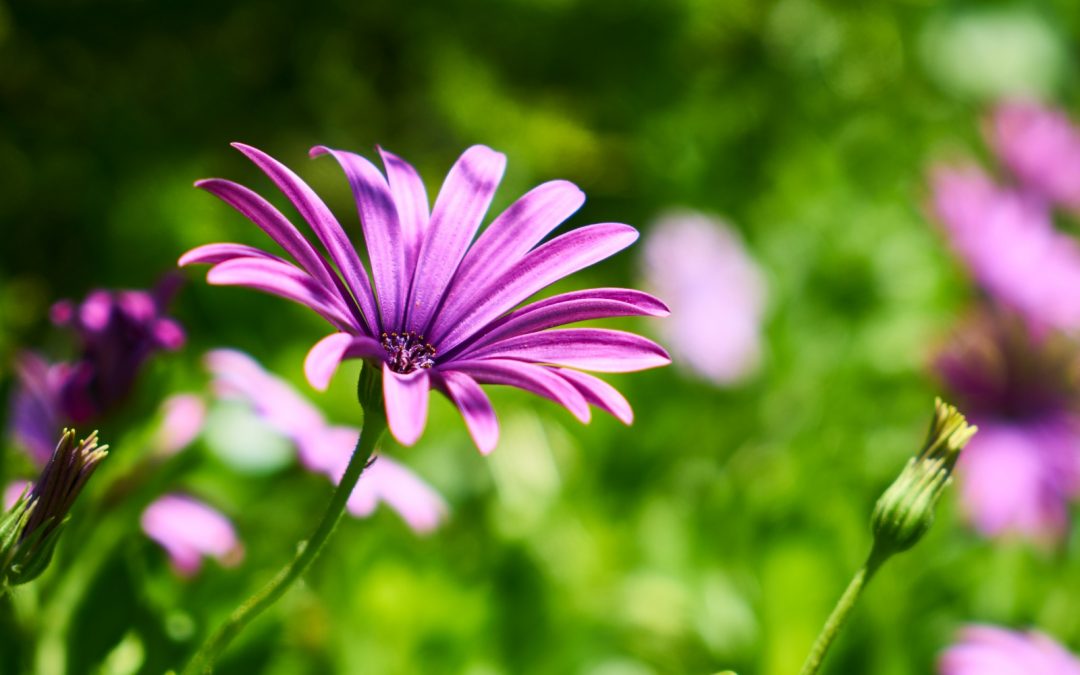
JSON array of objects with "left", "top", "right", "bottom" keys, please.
[
  {"left": 929, "top": 165, "right": 1080, "bottom": 332},
  {"left": 181, "top": 144, "right": 670, "bottom": 452},
  {"left": 206, "top": 349, "right": 447, "bottom": 532},
  {"left": 989, "top": 99, "right": 1080, "bottom": 212},
  {"left": 640, "top": 210, "right": 766, "bottom": 385},
  {"left": 940, "top": 625, "right": 1080, "bottom": 675},
  {"left": 141, "top": 493, "right": 243, "bottom": 577},
  {"left": 935, "top": 308, "right": 1080, "bottom": 541}
]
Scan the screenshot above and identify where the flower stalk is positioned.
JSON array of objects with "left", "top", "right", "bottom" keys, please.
[
  {"left": 180, "top": 364, "right": 386, "bottom": 674},
  {"left": 797, "top": 398, "right": 976, "bottom": 675}
]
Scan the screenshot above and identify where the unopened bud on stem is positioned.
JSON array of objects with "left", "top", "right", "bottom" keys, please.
[
  {"left": 1, "top": 429, "right": 108, "bottom": 588},
  {"left": 871, "top": 398, "right": 976, "bottom": 557}
]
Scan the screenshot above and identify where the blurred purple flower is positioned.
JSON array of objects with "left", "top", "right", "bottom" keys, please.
[
  {"left": 182, "top": 144, "right": 670, "bottom": 452},
  {"left": 640, "top": 210, "right": 766, "bottom": 385},
  {"left": 140, "top": 494, "right": 243, "bottom": 577},
  {"left": 935, "top": 309, "right": 1080, "bottom": 541},
  {"left": 940, "top": 625, "right": 1080, "bottom": 675},
  {"left": 989, "top": 100, "right": 1080, "bottom": 211},
  {"left": 929, "top": 165, "right": 1080, "bottom": 332},
  {"left": 50, "top": 276, "right": 185, "bottom": 423},
  {"left": 9, "top": 354, "right": 67, "bottom": 464},
  {"left": 7, "top": 278, "right": 185, "bottom": 460},
  {"left": 206, "top": 349, "right": 447, "bottom": 532}
]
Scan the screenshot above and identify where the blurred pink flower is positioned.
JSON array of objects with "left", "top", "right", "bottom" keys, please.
[
  {"left": 929, "top": 166, "right": 1080, "bottom": 332},
  {"left": 641, "top": 211, "right": 766, "bottom": 385},
  {"left": 205, "top": 349, "right": 447, "bottom": 532},
  {"left": 935, "top": 310, "right": 1080, "bottom": 541},
  {"left": 141, "top": 494, "right": 243, "bottom": 577},
  {"left": 3, "top": 481, "right": 30, "bottom": 511},
  {"left": 940, "top": 625, "right": 1080, "bottom": 675},
  {"left": 989, "top": 100, "right": 1080, "bottom": 211},
  {"left": 150, "top": 394, "right": 207, "bottom": 456}
]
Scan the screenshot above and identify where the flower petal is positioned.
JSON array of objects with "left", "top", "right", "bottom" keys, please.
[
  {"left": 194, "top": 178, "right": 354, "bottom": 306},
  {"left": 432, "top": 370, "right": 499, "bottom": 454},
  {"left": 207, "top": 349, "right": 328, "bottom": 441},
  {"left": 179, "top": 243, "right": 286, "bottom": 266},
  {"left": 152, "top": 394, "right": 207, "bottom": 456},
  {"left": 406, "top": 145, "right": 507, "bottom": 334},
  {"left": 206, "top": 258, "right": 355, "bottom": 330},
  {"left": 432, "top": 224, "right": 640, "bottom": 352},
  {"left": 232, "top": 143, "right": 380, "bottom": 334},
  {"left": 466, "top": 328, "right": 671, "bottom": 372},
  {"left": 141, "top": 494, "right": 243, "bottom": 577},
  {"left": 347, "top": 455, "right": 448, "bottom": 532},
  {"left": 305, "top": 333, "right": 353, "bottom": 391},
  {"left": 382, "top": 364, "right": 431, "bottom": 446},
  {"left": 304, "top": 332, "right": 385, "bottom": 391},
  {"left": 312, "top": 146, "right": 408, "bottom": 331},
  {"left": 553, "top": 368, "right": 633, "bottom": 424},
  {"left": 452, "top": 287, "right": 669, "bottom": 358},
  {"left": 437, "top": 180, "right": 585, "bottom": 329},
  {"left": 449, "top": 358, "right": 591, "bottom": 423},
  {"left": 379, "top": 147, "right": 430, "bottom": 279}
]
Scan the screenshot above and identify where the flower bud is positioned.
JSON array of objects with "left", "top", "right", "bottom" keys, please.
[
  {"left": 1, "top": 429, "right": 108, "bottom": 588},
  {"left": 870, "top": 398, "right": 976, "bottom": 556}
]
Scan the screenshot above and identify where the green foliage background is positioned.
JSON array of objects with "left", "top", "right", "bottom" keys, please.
[{"left": 1, "top": 0, "right": 1079, "bottom": 673}]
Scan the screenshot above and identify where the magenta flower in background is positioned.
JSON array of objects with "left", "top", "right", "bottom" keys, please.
[
  {"left": 929, "top": 165, "right": 1080, "bottom": 332},
  {"left": 640, "top": 210, "right": 766, "bottom": 385},
  {"left": 935, "top": 309, "right": 1080, "bottom": 541},
  {"left": 3, "top": 481, "right": 29, "bottom": 511},
  {"left": 181, "top": 144, "right": 669, "bottom": 452},
  {"left": 940, "top": 625, "right": 1080, "bottom": 675},
  {"left": 141, "top": 494, "right": 243, "bottom": 577},
  {"left": 989, "top": 100, "right": 1080, "bottom": 212},
  {"left": 206, "top": 349, "right": 447, "bottom": 532},
  {"left": 7, "top": 278, "right": 185, "bottom": 461},
  {"left": 50, "top": 276, "right": 185, "bottom": 423},
  {"left": 150, "top": 394, "right": 207, "bottom": 457}
]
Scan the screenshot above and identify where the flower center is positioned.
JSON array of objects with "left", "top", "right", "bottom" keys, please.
[{"left": 381, "top": 331, "right": 436, "bottom": 374}]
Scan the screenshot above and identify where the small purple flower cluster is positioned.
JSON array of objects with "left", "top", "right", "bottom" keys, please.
[{"left": 10, "top": 276, "right": 184, "bottom": 463}]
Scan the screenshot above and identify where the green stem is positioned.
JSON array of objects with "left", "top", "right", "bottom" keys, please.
[
  {"left": 797, "top": 548, "right": 889, "bottom": 675},
  {"left": 180, "top": 414, "right": 384, "bottom": 674}
]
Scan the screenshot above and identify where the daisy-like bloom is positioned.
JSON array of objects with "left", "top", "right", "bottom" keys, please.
[
  {"left": 935, "top": 308, "right": 1080, "bottom": 541},
  {"left": 989, "top": 100, "right": 1080, "bottom": 211},
  {"left": 929, "top": 165, "right": 1080, "bottom": 332},
  {"left": 181, "top": 144, "right": 670, "bottom": 452},
  {"left": 206, "top": 349, "right": 446, "bottom": 532},
  {"left": 940, "top": 625, "right": 1080, "bottom": 675},
  {"left": 640, "top": 210, "right": 766, "bottom": 385},
  {"left": 140, "top": 494, "right": 243, "bottom": 577}
]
